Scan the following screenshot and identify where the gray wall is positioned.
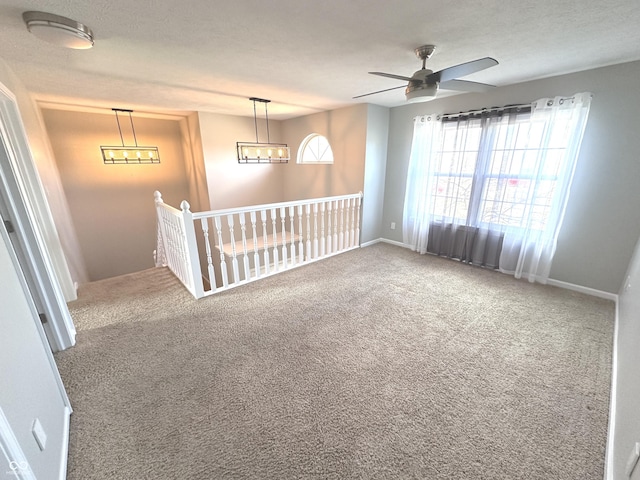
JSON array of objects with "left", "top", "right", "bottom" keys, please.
[
  {"left": 361, "top": 104, "right": 389, "bottom": 243},
  {"left": 381, "top": 60, "right": 640, "bottom": 294}
]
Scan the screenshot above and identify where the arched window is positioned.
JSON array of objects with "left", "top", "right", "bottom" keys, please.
[{"left": 297, "top": 133, "right": 334, "bottom": 164}]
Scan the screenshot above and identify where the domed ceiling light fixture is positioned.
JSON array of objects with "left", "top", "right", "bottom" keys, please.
[{"left": 22, "top": 11, "right": 94, "bottom": 49}]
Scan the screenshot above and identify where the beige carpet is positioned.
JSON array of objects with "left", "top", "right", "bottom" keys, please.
[{"left": 55, "top": 243, "right": 615, "bottom": 479}]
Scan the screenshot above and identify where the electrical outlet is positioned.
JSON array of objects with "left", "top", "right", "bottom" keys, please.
[
  {"left": 390, "top": 222, "right": 396, "bottom": 230},
  {"left": 32, "top": 419, "right": 46, "bottom": 451}
]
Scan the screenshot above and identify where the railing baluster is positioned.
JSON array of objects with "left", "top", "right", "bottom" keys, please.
[
  {"left": 320, "top": 202, "right": 326, "bottom": 257},
  {"left": 327, "top": 201, "right": 333, "bottom": 255},
  {"left": 200, "top": 218, "right": 216, "bottom": 293},
  {"left": 227, "top": 214, "right": 240, "bottom": 284},
  {"left": 214, "top": 215, "right": 229, "bottom": 287},
  {"left": 239, "top": 212, "right": 251, "bottom": 281},
  {"left": 333, "top": 200, "right": 339, "bottom": 253},
  {"left": 261, "top": 210, "right": 270, "bottom": 275},
  {"left": 313, "top": 203, "right": 319, "bottom": 259},
  {"left": 251, "top": 211, "right": 261, "bottom": 278},
  {"left": 289, "top": 205, "right": 296, "bottom": 267},
  {"left": 339, "top": 199, "right": 345, "bottom": 251},
  {"left": 350, "top": 197, "right": 356, "bottom": 247},
  {"left": 280, "top": 207, "right": 288, "bottom": 269},
  {"left": 355, "top": 194, "right": 361, "bottom": 246},
  {"left": 298, "top": 205, "right": 304, "bottom": 264},
  {"left": 271, "top": 208, "right": 279, "bottom": 272},
  {"left": 305, "top": 204, "right": 312, "bottom": 260},
  {"left": 344, "top": 198, "right": 351, "bottom": 248}
]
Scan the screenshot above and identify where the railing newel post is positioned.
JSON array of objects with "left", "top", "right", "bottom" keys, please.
[
  {"left": 180, "top": 200, "right": 205, "bottom": 298},
  {"left": 154, "top": 191, "right": 167, "bottom": 267}
]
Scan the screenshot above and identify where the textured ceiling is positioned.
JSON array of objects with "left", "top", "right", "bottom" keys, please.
[{"left": 0, "top": 0, "right": 639, "bottom": 119}]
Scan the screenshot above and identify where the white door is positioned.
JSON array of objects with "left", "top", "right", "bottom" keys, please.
[{"left": 0, "top": 219, "right": 72, "bottom": 480}]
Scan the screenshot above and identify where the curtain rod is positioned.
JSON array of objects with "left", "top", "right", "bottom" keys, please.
[
  {"left": 442, "top": 94, "right": 581, "bottom": 119},
  {"left": 441, "top": 103, "right": 531, "bottom": 119}
]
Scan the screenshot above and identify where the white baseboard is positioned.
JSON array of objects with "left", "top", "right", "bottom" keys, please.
[
  {"left": 379, "top": 238, "right": 412, "bottom": 249},
  {"left": 603, "top": 300, "right": 620, "bottom": 480},
  {"left": 546, "top": 278, "right": 618, "bottom": 302},
  {"left": 362, "top": 238, "right": 412, "bottom": 249},
  {"left": 368, "top": 239, "right": 619, "bottom": 301},
  {"left": 360, "top": 238, "right": 381, "bottom": 248},
  {"left": 58, "top": 407, "right": 71, "bottom": 480}
]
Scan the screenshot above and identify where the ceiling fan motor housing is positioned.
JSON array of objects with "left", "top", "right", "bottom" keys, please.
[{"left": 406, "top": 69, "right": 439, "bottom": 102}]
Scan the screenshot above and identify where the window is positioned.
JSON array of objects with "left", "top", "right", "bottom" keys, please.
[
  {"left": 431, "top": 107, "right": 576, "bottom": 232},
  {"left": 402, "top": 93, "right": 592, "bottom": 282},
  {"left": 297, "top": 134, "right": 334, "bottom": 164}
]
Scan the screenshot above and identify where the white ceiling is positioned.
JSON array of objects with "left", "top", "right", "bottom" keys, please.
[{"left": 0, "top": 0, "right": 639, "bottom": 119}]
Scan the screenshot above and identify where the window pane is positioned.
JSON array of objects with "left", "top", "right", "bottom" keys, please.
[
  {"left": 431, "top": 176, "right": 472, "bottom": 221},
  {"left": 297, "top": 134, "right": 334, "bottom": 164},
  {"left": 480, "top": 178, "right": 532, "bottom": 227}
]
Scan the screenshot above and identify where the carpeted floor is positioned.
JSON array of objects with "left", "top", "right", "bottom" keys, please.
[{"left": 55, "top": 243, "right": 615, "bottom": 479}]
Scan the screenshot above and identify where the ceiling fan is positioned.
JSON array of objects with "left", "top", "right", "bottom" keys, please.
[{"left": 354, "top": 45, "right": 498, "bottom": 103}]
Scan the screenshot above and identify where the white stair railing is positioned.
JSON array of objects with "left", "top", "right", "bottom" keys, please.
[{"left": 155, "top": 191, "right": 363, "bottom": 299}]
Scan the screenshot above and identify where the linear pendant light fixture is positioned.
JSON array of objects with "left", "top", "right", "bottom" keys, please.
[
  {"left": 101, "top": 109, "right": 160, "bottom": 164},
  {"left": 237, "top": 97, "right": 289, "bottom": 164}
]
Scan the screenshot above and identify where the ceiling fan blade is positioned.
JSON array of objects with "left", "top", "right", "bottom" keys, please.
[
  {"left": 428, "top": 57, "right": 498, "bottom": 83},
  {"left": 353, "top": 84, "right": 406, "bottom": 99},
  {"left": 369, "top": 71, "right": 416, "bottom": 82},
  {"left": 439, "top": 79, "right": 496, "bottom": 93}
]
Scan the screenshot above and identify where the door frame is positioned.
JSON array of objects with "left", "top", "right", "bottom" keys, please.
[{"left": 0, "top": 80, "right": 75, "bottom": 352}]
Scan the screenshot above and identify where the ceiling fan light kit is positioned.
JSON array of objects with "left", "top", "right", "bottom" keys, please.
[
  {"left": 22, "top": 11, "right": 94, "bottom": 49},
  {"left": 355, "top": 44, "right": 498, "bottom": 103}
]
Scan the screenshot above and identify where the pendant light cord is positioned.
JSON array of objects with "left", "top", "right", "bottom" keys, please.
[
  {"left": 265, "top": 102, "right": 270, "bottom": 143},
  {"left": 114, "top": 109, "right": 125, "bottom": 147},
  {"left": 253, "top": 99, "right": 259, "bottom": 143},
  {"left": 128, "top": 111, "right": 139, "bottom": 147}
]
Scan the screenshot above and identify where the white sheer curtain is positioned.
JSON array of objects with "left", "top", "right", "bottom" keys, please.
[
  {"left": 499, "top": 93, "right": 592, "bottom": 282},
  {"left": 403, "top": 92, "right": 592, "bottom": 284},
  {"left": 402, "top": 114, "right": 442, "bottom": 254}
]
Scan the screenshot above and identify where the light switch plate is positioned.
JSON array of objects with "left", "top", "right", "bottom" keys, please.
[{"left": 32, "top": 418, "right": 46, "bottom": 451}]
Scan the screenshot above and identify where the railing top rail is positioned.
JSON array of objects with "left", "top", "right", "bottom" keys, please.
[
  {"left": 191, "top": 192, "right": 363, "bottom": 219},
  {"left": 156, "top": 201, "right": 182, "bottom": 216}
]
